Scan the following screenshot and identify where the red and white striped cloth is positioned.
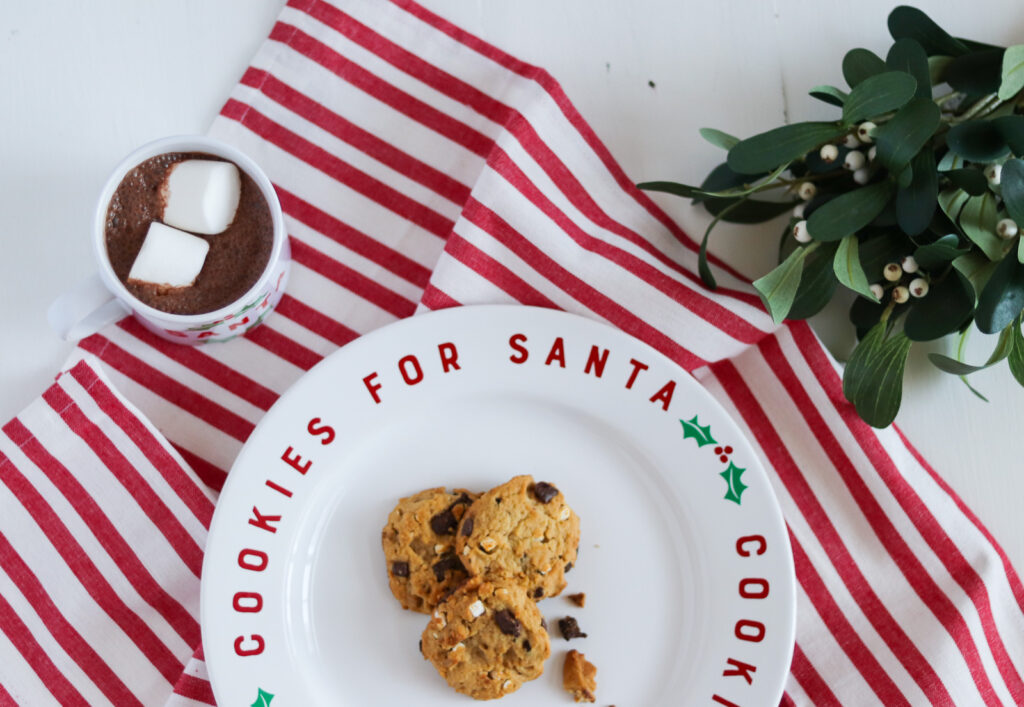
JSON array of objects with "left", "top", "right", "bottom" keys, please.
[{"left": 2, "top": 0, "right": 1023, "bottom": 703}]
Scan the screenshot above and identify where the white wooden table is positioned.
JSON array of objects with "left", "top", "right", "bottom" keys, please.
[{"left": 3, "top": 0, "right": 1021, "bottom": 574}]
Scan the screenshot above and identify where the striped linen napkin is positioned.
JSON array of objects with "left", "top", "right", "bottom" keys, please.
[{"left": 2, "top": 0, "right": 1023, "bottom": 703}]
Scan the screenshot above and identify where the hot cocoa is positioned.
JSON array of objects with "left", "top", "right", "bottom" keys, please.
[{"left": 104, "top": 151, "right": 273, "bottom": 315}]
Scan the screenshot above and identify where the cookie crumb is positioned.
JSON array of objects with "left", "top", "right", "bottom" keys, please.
[
  {"left": 563, "top": 649, "right": 597, "bottom": 702},
  {"left": 558, "top": 616, "right": 588, "bottom": 641},
  {"left": 568, "top": 592, "right": 586, "bottom": 608}
]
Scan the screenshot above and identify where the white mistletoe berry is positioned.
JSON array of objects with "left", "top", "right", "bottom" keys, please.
[
  {"left": 797, "top": 181, "right": 817, "bottom": 201},
  {"left": 869, "top": 283, "right": 885, "bottom": 300},
  {"left": 883, "top": 262, "right": 903, "bottom": 281},
  {"left": 892, "top": 285, "right": 910, "bottom": 303},
  {"left": 997, "top": 218, "right": 1018, "bottom": 239},
  {"left": 844, "top": 150, "right": 866, "bottom": 171},
  {"left": 853, "top": 168, "right": 870, "bottom": 185},
  {"left": 986, "top": 164, "right": 1003, "bottom": 186},
  {"left": 909, "top": 277, "right": 929, "bottom": 298},
  {"left": 856, "top": 121, "right": 877, "bottom": 144},
  {"left": 901, "top": 255, "right": 919, "bottom": 273},
  {"left": 793, "top": 219, "right": 812, "bottom": 243},
  {"left": 819, "top": 144, "right": 839, "bottom": 163},
  {"left": 792, "top": 203, "right": 806, "bottom": 219},
  {"left": 843, "top": 134, "right": 861, "bottom": 149}
]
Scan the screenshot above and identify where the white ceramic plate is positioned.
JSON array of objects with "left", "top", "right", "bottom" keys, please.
[{"left": 201, "top": 305, "right": 795, "bottom": 706}]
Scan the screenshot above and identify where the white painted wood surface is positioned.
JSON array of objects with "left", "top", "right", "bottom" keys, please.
[{"left": 2, "top": 1, "right": 1021, "bottom": 574}]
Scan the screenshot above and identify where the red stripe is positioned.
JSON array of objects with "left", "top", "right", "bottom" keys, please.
[
  {"left": 117, "top": 318, "right": 277, "bottom": 412},
  {"left": 0, "top": 682, "right": 16, "bottom": 707},
  {"left": 170, "top": 444, "right": 228, "bottom": 493},
  {"left": 0, "top": 590, "right": 92, "bottom": 707},
  {"left": 784, "top": 323, "right": 1024, "bottom": 701},
  {"left": 779, "top": 693, "right": 797, "bottom": 707},
  {"left": 41, "top": 386, "right": 205, "bottom": 580},
  {"left": 242, "top": 68, "right": 472, "bottom": 207},
  {"left": 0, "top": 527, "right": 146, "bottom": 705},
  {"left": 788, "top": 530, "right": 911, "bottom": 706},
  {"left": 268, "top": 21, "right": 493, "bottom": 157},
  {"left": 78, "top": 334, "right": 255, "bottom": 443},
  {"left": 894, "top": 424, "right": 1024, "bottom": 615},
  {"left": 444, "top": 232, "right": 559, "bottom": 308},
  {"left": 313, "top": 0, "right": 759, "bottom": 297},
  {"left": 276, "top": 186, "right": 432, "bottom": 288},
  {"left": 5, "top": 419, "right": 201, "bottom": 648},
  {"left": 244, "top": 322, "right": 323, "bottom": 371},
  {"left": 790, "top": 635, "right": 844, "bottom": 706},
  {"left": 67, "top": 362, "right": 215, "bottom": 529},
  {"left": 172, "top": 673, "right": 216, "bottom": 705},
  {"left": 488, "top": 147, "right": 766, "bottom": 343},
  {"left": 462, "top": 197, "right": 708, "bottom": 370},
  {"left": 221, "top": 99, "right": 454, "bottom": 240},
  {"left": 419, "top": 284, "right": 461, "bottom": 310},
  {"left": 290, "top": 238, "right": 417, "bottom": 319},
  {"left": 275, "top": 294, "right": 360, "bottom": 348},
  {"left": 0, "top": 449, "right": 185, "bottom": 686},
  {"left": 388, "top": 0, "right": 755, "bottom": 285},
  {"left": 711, "top": 358, "right": 953, "bottom": 704}
]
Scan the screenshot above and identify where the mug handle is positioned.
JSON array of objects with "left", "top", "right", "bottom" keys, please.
[{"left": 47, "top": 273, "right": 131, "bottom": 341}]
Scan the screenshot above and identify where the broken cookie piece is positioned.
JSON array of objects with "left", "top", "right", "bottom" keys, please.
[
  {"left": 558, "top": 615, "right": 588, "bottom": 641},
  {"left": 568, "top": 592, "right": 586, "bottom": 608},
  {"left": 563, "top": 649, "right": 597, "bottom": 703}
]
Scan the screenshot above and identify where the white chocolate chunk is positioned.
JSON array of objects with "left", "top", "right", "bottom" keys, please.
[
  {"left": 127, "top": 222, "right": 209, "bottom": 288},
  {"left": 468, "top": 600, "right": 485, "bottom": 618},
  {"left": 161, "top": 159, "right": 241, "bottom": 235}
]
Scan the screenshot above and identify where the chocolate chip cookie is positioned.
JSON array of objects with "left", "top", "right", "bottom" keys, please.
[
  {"left": 381, "top": 487, "right": 478, "bottom": 613},
  {"left": 456, "top": 475, "right": 580, "bottom": 600},
  {"left": 421, "top": 577, "right": 550, "bottom": 699}
]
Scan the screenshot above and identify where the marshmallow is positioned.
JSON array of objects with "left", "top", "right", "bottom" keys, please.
[
  {"left": 128, "top": 222, "right": 209, "bottom": 288},
  {"left": 160, "top": 159, "right": 241, "bottom": 235}
]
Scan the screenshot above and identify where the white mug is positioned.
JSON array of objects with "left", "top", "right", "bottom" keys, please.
[{"left": 48, "top": 135, "right": 290, "bottom": 344}]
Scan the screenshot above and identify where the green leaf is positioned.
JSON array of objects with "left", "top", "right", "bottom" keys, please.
[
  {"left": 954, "top": 251, "right": 999, "bottom": 303},
  {"left": 806, "top": 180, "right": 896, "bottom": 242},
  {"left": 897, "top": 149, "right": 937, "bottom": 236},
  {"left": 904, "top": 270, "right": 974, "bottom": 341},
  {"left": 699, "top": 127, "right": 740, "bottom": 151},
  {"left": 680, "top": 415, "right": 717, "bottom": 447},
  {"left": 1001, "top": 159, "right": 1024, "bottom": 225},
  {"left": 946, "top": 121, "right": 1010, "bottom": 163},
  {"left": 703, "top": 197, "right": 797, "bottom": 224},
  {"left": 842, "top": 321, "right": 913, "bottom": 427},
  {"left": 937, "top": 151, "right": 965, "bottom": 172},
  {"left": 872, "top": 98, "right": 941, "bottom": 173},
  {"left": 727, "top": 122, "right": 846, "bottom": 175},
  {"left": 887, "top": 38, "right": 932, "bottom": 98},
  {"left": 976, "top": 252, "right": 1024, "bottom": 333},
  {"left": 946, "top": 49, "right": 1005, "bottom": 95},
  {"left": 938, "top": 188, "right": 970, "bottom": 224},
  {"left": 999, "top": 45, "right": 1024, "bottom": 100},
  {"left": 929, "top": 325, "right": 1014, "bottom": 374},
  {"left": 843, "top": 48, "right": 888, "bottom": 88},
  {"left": 834, "top": 234, "right": 879, "bottom": 301},
  {"left": 720, "top": 462, "right": 748, "bottom": 505},
  {"left": 789, "top": 241, "right": 839, "bottom": 320},
  {"left": 928, "top": 55, "right": 955, "bottom": 84},
  {"left": 251, "top": 688, "right": 275, "bottom": 707},
  {"left": 753, "top": 244, "right": 814, "bottom": 323},
  {"left": 809, "top": 85, "right": 848, "bottom": 107},
  {"left": 993, "top": 116, "right": 1024, "bottom": 155},
  {"left": 860, "top": 232, "right": 909, "bottom": 282},
  {"left": 636, "top": 181, "right": 702, "bottom": 199},
  {"left": 888, "top": 6, "right": 969, "bottom": 57},
  {"left": 913, "top": 234, "right": 970, "bottom": 269},
  {"left": 945, "top": 168, "right": 988, "bottom": 196},
  {"left": 1007, "top": 316, "right": 1024, "bottom": 386},
  {"left": 959, "top": 192, "right": 1006, "bottom": 261},
  {"left": 842, "top": 72, "right": 917, "bottom": 125}
]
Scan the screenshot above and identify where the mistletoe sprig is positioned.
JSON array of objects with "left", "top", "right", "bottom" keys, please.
[{"left": 640, "top": 6, "right": 1024, "bottom": 427}]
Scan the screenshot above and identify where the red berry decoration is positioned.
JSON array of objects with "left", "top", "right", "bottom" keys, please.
[
  {"left": 714, "top": 446, "right": 723, "bottom": 455},
  {"left": 719, "top": 455, "right": 729, "bottom": 463},
  {"left": 724, "top": 446, "right": 733, "bottom": 455}
]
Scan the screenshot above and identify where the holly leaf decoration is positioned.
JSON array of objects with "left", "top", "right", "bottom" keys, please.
[
  {"left": 681, "top": 416, "right": 717, "bottom": 448},
  {"left": 720, "top": 462, "right": 748, "bottom": 505},
  {"left": 251, "top": 688, "right": 274, "bottom": 707}
]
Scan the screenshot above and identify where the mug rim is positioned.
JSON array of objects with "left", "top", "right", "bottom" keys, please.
[{"left": 92, "top": 134, "right": 287, "bottom": 325}]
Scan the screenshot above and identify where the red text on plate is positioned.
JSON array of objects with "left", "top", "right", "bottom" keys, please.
[{"left": 362, "top": 342, "right": 461, "bottom": 404}]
